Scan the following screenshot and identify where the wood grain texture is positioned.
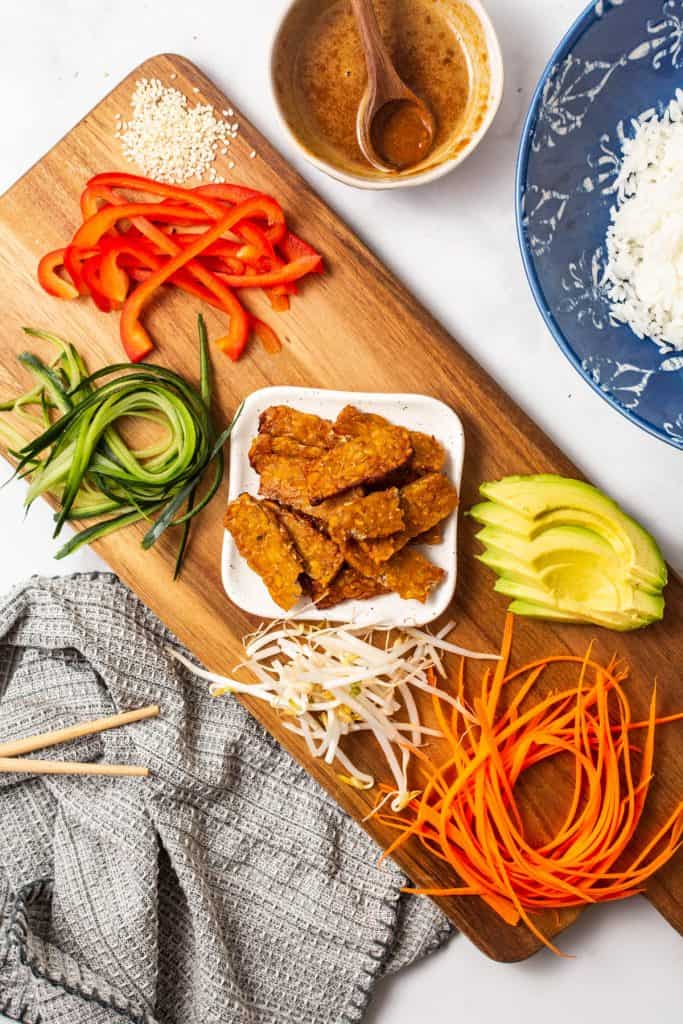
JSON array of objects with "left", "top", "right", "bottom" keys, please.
[{"left": 0, "top": 54, "right": 681, "bottom": 962}]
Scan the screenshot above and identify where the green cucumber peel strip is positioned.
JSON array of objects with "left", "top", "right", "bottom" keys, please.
[
  {"left": 17, "top": 353, "right": 72, "bottom": 415},
  {"left": 198, "top": 314, "right": 211, "bottom": 408},
  {"left": 141, "top": 403, "right": 242, "bottom": 550},
  {"left": 2, "top": 320, "right": 241, "bottom": 578},
  {"left": 54, "top": 507, "right": 163, "bottom": 560}
]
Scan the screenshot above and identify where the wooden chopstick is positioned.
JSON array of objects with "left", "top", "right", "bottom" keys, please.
[
  {"left": 0, "top": 705, "right": 160, "bottom": 759},
  {"left": 0, "top": 757, "right": 149, "bottom": 777}
]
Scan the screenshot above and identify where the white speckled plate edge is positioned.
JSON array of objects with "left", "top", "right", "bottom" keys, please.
[{"left": 221, "top": 386, "right": 465, "bottom": 626}]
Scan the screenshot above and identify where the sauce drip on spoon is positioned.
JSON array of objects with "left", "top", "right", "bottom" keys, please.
[{"left": 371, "top": 98, "right": 434, "bottom": 169}]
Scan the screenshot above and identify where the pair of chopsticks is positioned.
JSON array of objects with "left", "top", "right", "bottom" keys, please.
[{"left": 0, "top": 705, "right": 159, "bottom": 778}]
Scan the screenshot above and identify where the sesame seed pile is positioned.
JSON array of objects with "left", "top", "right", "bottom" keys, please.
[{"left": 116, "top": 77, "right": 241, "bottom": 184}]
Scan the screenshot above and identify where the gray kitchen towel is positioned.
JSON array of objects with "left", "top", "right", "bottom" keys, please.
[{"left": 0, "top": 574, "right": 451, "bottom": 1024}]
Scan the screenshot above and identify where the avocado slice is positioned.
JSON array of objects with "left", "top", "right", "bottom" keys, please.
[
  {"left": 476, "top": 524, "right": 625, "bottom": 585},
  {"left": 476, "top": 476, "right": 667, "bottom": 591},
  {"left": 471, "top": 475, "right": 667, "bottom": 631},
  {"left": 471, "top": 499, "right": 661, "bottom": 592},
  {"left": 471, "top": 504, "right": 662, "bottom": 595},
  {"left": 494, "top": 575, "right": 664, "bottom": 622},
  {"left": 505, "top": 599, "right": 659, "bottom": 632}
]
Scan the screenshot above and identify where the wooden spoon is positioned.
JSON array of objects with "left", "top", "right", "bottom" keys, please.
[{"left": 351, "top": 0, "right": 436, "bottom": 172}]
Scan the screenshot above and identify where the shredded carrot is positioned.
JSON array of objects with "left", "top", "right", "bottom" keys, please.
[{"left": 376, "top": 614, "right": 683, "bottom": 955}]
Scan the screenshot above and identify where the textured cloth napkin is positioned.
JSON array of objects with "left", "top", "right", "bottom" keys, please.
[{"left": 0, "top": 574, "right": 451, "bottom": 1024}]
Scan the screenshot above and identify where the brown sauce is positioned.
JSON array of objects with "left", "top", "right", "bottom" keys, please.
[
  {"left": 371, "top": 100, "right": 433, "bottom": 169},
  {"left": 273, "top": 0, "right": 491, "bottom": 178}
]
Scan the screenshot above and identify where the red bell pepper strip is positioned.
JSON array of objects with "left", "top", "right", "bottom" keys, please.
[
  {"left": 126, "top": 271, "right": 285, "bottom": 362},
  {"left": 82, "top": 181, "right": 213, "bottom": 222},
  {"left": 172, "top": 235, "right": 246, "bottom": 272},
  {"left": 86, "top": 178, "right": 289, "bottom": 301},
  {"left": 200, "top": 255, "right": 246, "bottom": 278},
  {"left": 194, "top": 184, "right": 286, "bottom": 245},
  {"left": 213, "top": 253, "right": 322, "bottom": 289},
  {"left": 80, "top": 255, "right": 115, "bottom": 313},
  {"left": 81, "top": 182, "right": 152, "bottom": 221},
  {"left": 194, "top": 183, "right": 262, "bottom": 204},
  {"left": 235, "top": 245, "right": 266, "bottom": 266},
  {"left": 126, "top": 236, "right": 252, "bottom": 349},
  {"left": 119, "top": 201, "right": 270, "bottom": 361},
  {"left": 73, "top": 204, "right": 211, "bottom": 247},
  {"left": 97, "top": 237, "right": 163, "bottom": 305},
  {"left": 85, "top": 175, "right": 286, "bottom": 246},
  {"left": 81, "top": 184, "right": 108, "bottom": 220},
  {"left": 232, "top": 219, "right": 291, "bottom": 307},
  {"left": 251, "top": 318, "right": 282, "bottom": 354},
  {"left": 78, "top": 193, "right": 254, "bottom": 328},
  {"left": 86, "top": 174, "right": 286, "bottom": 243},
  {"left": 268, "top": 292, "right": 290, "bottom": 312},
  {"left": 79, "top": 184, "right": 139, "bottom": 237},
  {"left": 273, "top": 231, "right": 322, "bottom": 304},
  {"left": 66, "top": 205, "right": 203, "bottom": 299},
  {"left": 62, "top": 244, "right": 96, "bottom": 296},
  {"left": 37, "top": 249, "right": 79, "bottom": 300},
  {"left": 278, "top": 230, "right": 324, "bottom": 270},
  {"left": 40, "top": 173, "right": 324, "bottom": 364},
  {"left": 87, "top": 173, "right": 226, "bottom": 215},
  {"left": 72, "top": 202, "right": 228, "bottom": 319},
  {"left": 127, "top": 265, "right": 227, "bottom": 311},
  {"left": 234, "top": 220, "right": 276, "bottom": 261}
]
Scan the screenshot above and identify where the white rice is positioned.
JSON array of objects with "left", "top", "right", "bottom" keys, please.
[{"left": 605, "top": 89, "right": 683, "bottom": 352}]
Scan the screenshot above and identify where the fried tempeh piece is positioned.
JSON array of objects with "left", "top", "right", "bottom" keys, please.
[
  {"left": 310, "top": 489, "right": 365, "bottom": 524},
  {"left": 249, "top": 434, "right": 327, "bottom": 472},
  {"left": 420, "top": 524, "right": 444, "bottom": 546},
  {"left": 409, "top": 432, "right": 446, "bottom": 474},
  {"left": 225, "top": 494, "right": 303, "bottom": 610},
  {"left": 378, "top": 549, "right": 445, "bottom": 602},
  {"left": 258, "top": 455, "right": 362, "bottom": 521},
  {"left": 345, "top": 543, "right": 445, "bottom": 602},
  {"left": 305, "top": 426, "right": 413, "bottom": 504},
  {"left": 259, "top": 406, "right": 338, "bottom": 448},
  {"left": 268, "top": 504, "right": 343, "bottom": 586},
  {"left": 312, "top": 567, "right": 390, "bottom": 609},
  {"left": 257, "top": 455, "right": 313, "bottom": 509},
  {"left": 334, "top": 405, "right": 445, "bottom": 474},
  {"left": 360, "top": 472, "right": 458, "bottom": 562},
  {"left": 327, "top": 488, "right": 404, "bottom": 542},
  {"left": 334, "top": 405, "right": 385, "bottom": 438}
]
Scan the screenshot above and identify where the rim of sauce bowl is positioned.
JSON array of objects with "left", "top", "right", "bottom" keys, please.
[{"left": 269, "top": 0, "right": 505, "bottom": 191}]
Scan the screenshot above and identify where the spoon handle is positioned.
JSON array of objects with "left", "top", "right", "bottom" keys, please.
[{"left": 350, "top": 0, "right": 402, "bottom": 87}]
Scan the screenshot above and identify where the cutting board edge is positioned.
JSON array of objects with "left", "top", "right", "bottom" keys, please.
[{"left": 0, "top": 51, "right": 681, "bottom": 963}]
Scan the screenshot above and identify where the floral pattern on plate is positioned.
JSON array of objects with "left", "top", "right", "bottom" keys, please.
[{"left": 517, "top": 0, "right": 683, "bottom": 449}]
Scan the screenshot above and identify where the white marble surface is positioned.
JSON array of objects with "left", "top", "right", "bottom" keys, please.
[{"left": 0, "top": 0, "right": 680, "bottom": 1020}]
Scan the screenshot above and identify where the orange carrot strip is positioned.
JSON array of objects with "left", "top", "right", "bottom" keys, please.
[{"left": 379, "top": 618, "right": 683, "bottom": 955}]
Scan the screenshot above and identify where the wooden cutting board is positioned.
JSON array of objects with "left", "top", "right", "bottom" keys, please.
[{"left": 1, "top": 54, "right": 681, "bottom": 962}]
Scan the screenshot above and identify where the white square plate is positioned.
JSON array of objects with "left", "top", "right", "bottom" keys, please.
[{"left": 222, "top": 386, "right": 465, "bottom": 626}]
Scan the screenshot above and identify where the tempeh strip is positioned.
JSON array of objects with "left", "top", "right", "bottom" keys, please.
[
  {"left": 258, "top": 455, "right": 362, "bottom": 520},
  {"left": 360, "top": 473, "right": 458, "bottom": 562},
  {"left": 269, "top": 504, "right": 343, "bottom": 585},
  {"left": 306, "top": 426, "right": 412, "bottom": 504},
  {"left": 225, "top": 493, "right": 303, "bottom": 610},
  {"left": 249, "top": 433, "right": 327, "bottom": 470},
  {"left": 334, "top": 405, "right": 445, "bottom": 473},
  {"left": 346, "top": 543, "right": 445, "bottom": 602},
  {"left": 312, "top": 567, "right": 390, "bottom": 609},
  {"left": 327, "top": 488, "right": 404, "bottom": 542},
  {"left": 259, "top": 406, "right": 337, "bottom": 447}
]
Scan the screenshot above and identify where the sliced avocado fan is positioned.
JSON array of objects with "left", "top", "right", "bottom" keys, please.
[{"left": 469, "top": 475, "right": 667, "bottom": 631}]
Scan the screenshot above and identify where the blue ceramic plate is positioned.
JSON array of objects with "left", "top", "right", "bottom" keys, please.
[{"left": 516, "top": 0, "right": 683, "bottom": 449}]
